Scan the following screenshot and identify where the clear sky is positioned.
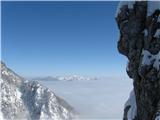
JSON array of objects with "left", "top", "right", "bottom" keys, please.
[{"left": 2, "top": 1, "right": 128, "bottom": 77}]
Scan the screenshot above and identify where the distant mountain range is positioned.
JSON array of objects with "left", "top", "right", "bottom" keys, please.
[{"left": 31, "top": 75, "right": 98, "bottom": 81}]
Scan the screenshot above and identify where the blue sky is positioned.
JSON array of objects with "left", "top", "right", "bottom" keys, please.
[{"left": 2, "top": 1, "right": 128, "bottom": 77}]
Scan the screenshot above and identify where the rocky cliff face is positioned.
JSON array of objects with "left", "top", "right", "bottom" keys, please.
[
  {"left": 116, "top": 1, "right": 160, "bottom": 120},
  {"left": 0, "top": 62, "right": 76, "bottom": 120}
]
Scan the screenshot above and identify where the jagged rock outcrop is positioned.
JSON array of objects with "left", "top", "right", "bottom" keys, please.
[
  {"left": 116, "top": 1, "right": 160, "bottom": 120},
  {"left": 0, "top": 62, "right": 76, "bottom": 120}
]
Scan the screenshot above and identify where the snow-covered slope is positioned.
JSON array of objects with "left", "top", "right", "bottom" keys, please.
[{"left": 0, "top": 62, "right": 76, "bottom": 120}]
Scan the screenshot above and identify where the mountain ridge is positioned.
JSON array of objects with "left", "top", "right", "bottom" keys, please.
[
  {"left": 31, "top": 75, "right": 98, "bottom": 81},
  {"left": 0, "top": 61, "right": 76, "bottom": 120}
]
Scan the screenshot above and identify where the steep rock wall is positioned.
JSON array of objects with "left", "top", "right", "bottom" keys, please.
[{"left": 116, "top": 1, "right": 160, "bottom": 120}]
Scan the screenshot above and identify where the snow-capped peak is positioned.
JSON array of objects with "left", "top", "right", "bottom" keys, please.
[
  {"left": 31, "top": 75, "right": 98, "bottom": 81},
  {"left": 1, "top": 62, "right": 76, "bottom": 120},
  {"left": 56, "top": 75, "right": 98, "bottom": 81}
]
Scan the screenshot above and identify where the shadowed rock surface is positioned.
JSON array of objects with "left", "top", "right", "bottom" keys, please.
[{"left": 116, "top": 1, "right": 160, "bottom": 120}]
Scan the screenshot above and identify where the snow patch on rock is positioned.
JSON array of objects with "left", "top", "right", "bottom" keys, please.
[
  {"left": 124, "top": 90, "right": 137, "bottom": 120},
  {"left": 154, "top": 29, "right": 160, "bottom": 39},
  {"left": 141, "top": 50, "right": 160, "bottom": 70},
  {"left": 155, "top": 115, "right": 160, "bottom": 120},
  {"left": 116, "top": 1, "right": 160, "bottom": 17},
  {"left": 116, "top": 1, "right": 135, "bottom": 17},
  {"left": 143, "top": 29, "right": 148, "bottom": 37}
]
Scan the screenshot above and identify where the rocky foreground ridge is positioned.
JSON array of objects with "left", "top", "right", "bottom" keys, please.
[{"left": 116, "top": 1, "right": 160, "bottom": 120}]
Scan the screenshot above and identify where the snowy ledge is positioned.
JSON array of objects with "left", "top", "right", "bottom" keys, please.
[
  {"left": 155, "top": 115, "right": 160, "bottom": 120},
  {"left": 124, "top": 90, "right": 137, "bottom": 120},
  {"left": 116, "top": 1, "right": 135, "bottom": 17},
  {"left": 141, "top": 50, "right": 160, "bottom": 71},
  {"left": 154, "top": 29, "right": 160, "bottom": 39}
]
